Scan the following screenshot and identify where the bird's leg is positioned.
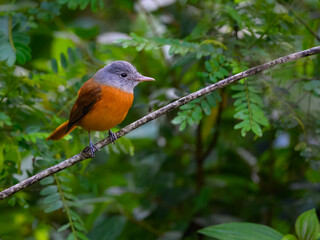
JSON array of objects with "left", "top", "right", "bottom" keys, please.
[
  {"left": 88, "top": 131, "right": 99, "bottom": 157},
  {"left": 108, "top": 130, "right": 118, "bottom": 144}
]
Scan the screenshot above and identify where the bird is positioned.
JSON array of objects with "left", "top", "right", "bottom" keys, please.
[{"left": 46, "top": 61, "right": 155, "bottom": 157}]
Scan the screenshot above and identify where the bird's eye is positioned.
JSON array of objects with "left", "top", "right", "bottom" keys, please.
[{"left": 120, "top": 73, "right": 127, "bottom": 78}]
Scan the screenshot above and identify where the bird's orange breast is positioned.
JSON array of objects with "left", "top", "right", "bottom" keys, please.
[{"left": 77, "top": 86, "right": 134, "bottom": 131}]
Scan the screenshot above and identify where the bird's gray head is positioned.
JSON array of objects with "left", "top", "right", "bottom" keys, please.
[{"left": 93, "top": 61, "right": 155, "bottom": 93}]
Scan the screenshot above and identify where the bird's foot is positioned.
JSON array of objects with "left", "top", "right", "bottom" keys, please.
[
  {"left": 109, "top": 130, "right": 118, "bottom": 144},
  {"left": 83, "top": 142, "right": 100, "bottom": 158},
  {"left": 89, "top": 142, "right": 100, "bottom": 156}
]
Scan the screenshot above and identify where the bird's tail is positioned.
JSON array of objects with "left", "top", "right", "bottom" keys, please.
[{"left": 46, "top": 121, "right": 77, "bottom": 140}]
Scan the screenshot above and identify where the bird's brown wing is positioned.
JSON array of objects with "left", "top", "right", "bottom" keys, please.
[{"left": 67, "top": 79, "right": 102, "bottom": 131}]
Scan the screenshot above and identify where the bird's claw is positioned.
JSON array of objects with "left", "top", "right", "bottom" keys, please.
[
  {"left": 83, "top": 142, "right": 100, "bottom": 158},
  {"left": 89, "top": 142, "right": 100, "bottom": 156},
  {"left": 109, "top": 130, "right": 118, "bottom": 144}
]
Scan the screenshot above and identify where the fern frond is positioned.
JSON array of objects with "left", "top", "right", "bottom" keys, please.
[
  {"left": 117, "top": 33, "right": 220, "bottom": 58},
  {"left": 232, "top": 79, "right": 269, "bottom": 137},
  {"left": 40, "top": 172, "right": 88, "bottom": 240},
  {"left": 172, "top": 92, "right": 221, "bottom": 131}
]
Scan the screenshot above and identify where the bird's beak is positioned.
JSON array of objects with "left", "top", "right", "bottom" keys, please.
[{"left": 136, "top": 75, "right": 155, "bottom": 82}]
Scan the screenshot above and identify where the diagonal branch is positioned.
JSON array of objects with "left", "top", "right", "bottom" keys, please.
[{"left": 1, "top": 46, "right": 320, "bottom": 200}]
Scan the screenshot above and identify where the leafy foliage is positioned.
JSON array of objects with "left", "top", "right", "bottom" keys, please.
[
  {"left": 172, "top": 93, "right": 221, "bottom": 131},
  {"left": 232, "top": 79, "right": 269, "bottom": 137},
  {"left": 199, "top": 222, "right": 283, "bottom": 240},
  {"left": 0, "top": 0, "right": 320, "bottom": 239},
  {"left": 40, "top": 173, "right": 88, "bottom": 239},
  {"left": 0, "top": 16, "right": 31, "bottom": 66},
  {"left": 198, "top": 208, "right": 320, "bottom": 240},
  {"left": 294, "top": 209, "right": 320, "bottom": 240}
]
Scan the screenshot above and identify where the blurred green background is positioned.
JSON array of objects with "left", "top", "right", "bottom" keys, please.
[{"left": 0, "top": 0, "right": 319, "bottom": 239}]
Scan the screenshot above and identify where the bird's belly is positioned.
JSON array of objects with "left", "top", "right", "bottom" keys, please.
[{"left": 78, "top": 86, "right": 134, "bottom": 131}]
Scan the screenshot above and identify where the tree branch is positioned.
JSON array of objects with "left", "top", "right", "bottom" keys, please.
[{"left": 1, "top": 46, "right": 320, "bottom": 200}]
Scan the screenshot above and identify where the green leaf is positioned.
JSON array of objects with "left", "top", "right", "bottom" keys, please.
[
  {"left": 76, "top": 231, "right": 89, "bottom": 240},
  {"left": 219, "top": 55, "right": 225, "bottom": 64},
  {"left": 212, "top": 91, "right": 222, "bottom": 102},
  {"left": 232, "top": 91, "right": 246, "bottom": 98},
  {"left": 282, "top": 234, "right": 298, "bottom": 240},
  {"left": 44, "top": 200, "right": 63, "bottom": 213},
  {"left": 180, "top": 102, "right": 196, "bottom": 110},
  {"left": 231, "top": 84, "right": 245, "bottom": 91},
  {"left": 58, "top": 223, "right": 71, "bottom": 232},
  {"left": 206, "top": 94, "right": 217, "bottom": 107},
  {"left": 12, "top": 32, "right": 30, "bottom": 45},
  {"left": 251, "top": 121, "right": 262, "bottom": 137},
  {"left": 51, "top": 58, "right": 58, "bottom": 73},
  {"left": 88, "top": 216, "right": 126, "bottom": 240},
  {"left": 186, "top": 116, "right": 194, "bottom": 126},
  {"left": 225, "top": 5, "right": 243, "bottom": 27},
  {"left": 215, "top": 70, "right": 224, "bottom": 79},
  {"left": 74, "top": 221, "right": 87, "bottom": 232},
  {"left": 67, "top": 232, "right": 77, "bottom": 240},
  {"left": 171, "top": 116, "right": 185, "bottom": 124},
  {"left": 235, "top": 102, "right": 248, "bottom": 112},
  {"left": 234, "top": 120, "right": 250, "bottom": 130},
  {"left": 192, "top": 106, "right": 203, "bottom": 122},
  {"left": 91, "top": 0, "right": 103, "bottom": 12},
  {"left": 219, "top": 67, "right": 229, "bottom": 76},
  {"left": 179, "top": 121, "right": 187, "bottom": 131},
  {"left": 0, "top": 41, "right": 16, "bottom": 66},
  {"left": 60, "top": 53, "right": 68, "bottom": 68},
  {"left": 205, "top": 61, "right": 213, "bottom": 72},
  {"left": 198, "top": 222, "right": 283, "bottom": 240},
  {"left": 248, "top": 92, "right": 263, "bottom": 107},
  {"left": 40, "top": 185, "right": 58, "bottom": 196},
  {"left": 43, "top": 193, "right": 60, "bottom": 204},
  {"left": 61, "top": 184, "right": 72, "bottom": 192},
  {"left": 15, "top": 49, "right": 26, "bottom": 64},
  {"left": 0, "top": 112, "right": 12, "bottom": 126},
  {"left": 15, "top": 42, "right": 31, "bottom": 64},
  {"left": 241, "top": 124, "right": 251, "bottom": 137},
  {"left": 295, "top": 209, "right": 320, "bottom": 240},
  {"left": 234, "top": 109, "right": 249, "bottom": 120},
  {"left": 58, "top": 175, "right": 71, "bottom": 183},
  {"left": 201, "top": 100, "right": 212, "bottom": 115},
  {"left": 252, "top": 113, "right": 269, "bottom": 127},
  {"left": 248, "top": 86, "right": 263, "bottom": 93},
  {"left": 209, "top": 73, "right": 217, "bottom": 82},
  {"left": 250, "top": 104, "right": 266, "bottom": 117},
  {"left": 211, "top": 58, "right": 219, "bottom": 68},
  {"left": 69, "top": 209, "right": 84, "bottom": 225},
  {"left": 63, "top": 192, "right": 78, "bottom": 202},
  {"left": 233, "top": 98, "right": 246, "bottom": 107},
  {"left": 80, "top": 0, "right": 90, "bottom": 9},
  {"left": 40, "top": 176, "right": 54, "bottom": 185}
]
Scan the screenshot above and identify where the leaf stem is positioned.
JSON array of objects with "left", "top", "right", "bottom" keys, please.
[
  {"left": 244, "top": 79, "right": 253, "bottom": 129},
  {"left": 54, "top": 174, "right": 78, "bottom": 240},
  {"left": 8, "top": 16, "right": 15, "bottom": 52}
]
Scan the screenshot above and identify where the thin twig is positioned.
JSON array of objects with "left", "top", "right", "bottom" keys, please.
[
  {"left": 279, "top": 0, "right": 320, "bottom": 42},
  {"left": 0, "top": 46, "right": 320, "bottom": 200},
  {"left": 8, "top": 16, "right": 16, "bottom": 52}
]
